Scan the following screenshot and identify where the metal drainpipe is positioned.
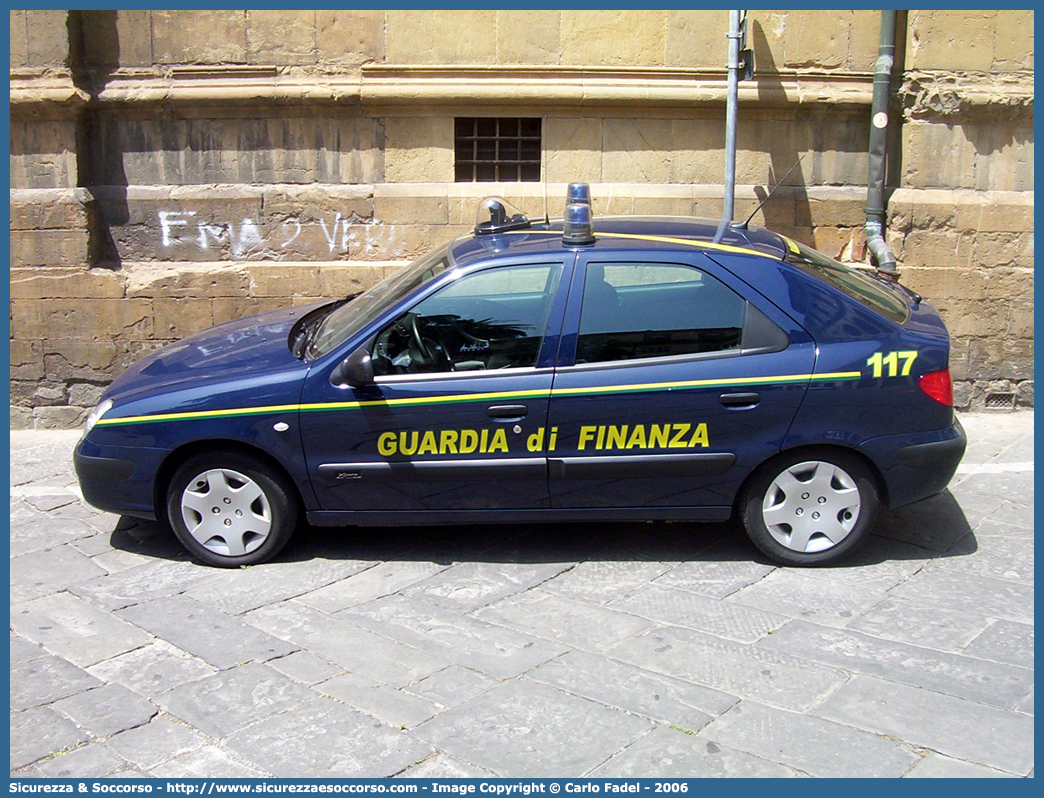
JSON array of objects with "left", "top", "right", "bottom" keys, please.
[
  {"left": 714, "top": 9, "right": 743, "bottom": 244},
  {"left": 866, "top": 9, "right": 899, "bottom": 276}
]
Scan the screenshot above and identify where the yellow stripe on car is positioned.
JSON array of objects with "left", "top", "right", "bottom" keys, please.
[
  {"left": 95, "top": 371, "right": 860, "bottom": 427},
  {"left": 594, "top": 232, "right": 778, "bottom": 259}
]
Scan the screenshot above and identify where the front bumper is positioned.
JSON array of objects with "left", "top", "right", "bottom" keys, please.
[
  {"left": 74, "top": 437, "right": 168, "bottom": 520},
  {"left": 859, "top": 418, "right": 967, "bottom": 509}
]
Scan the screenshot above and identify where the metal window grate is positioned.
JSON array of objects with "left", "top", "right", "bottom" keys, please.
[
  {"left": 984, "top": 392, "right": 1017, "bottom": 410},
  {"left": 455, "top": 118, "right": 542, "bottom": 182}
]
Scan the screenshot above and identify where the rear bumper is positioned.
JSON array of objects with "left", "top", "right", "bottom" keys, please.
[
  {"left": 859, "top": 418, "right": 966, "bottom": 509},
  {"left": 74, "top": 437, "right": 167, "bottom": 520}
]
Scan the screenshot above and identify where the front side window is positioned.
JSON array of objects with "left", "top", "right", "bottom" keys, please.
[
  {"left": 576, "top": 262, "right": 747, "bottom": 364},
  {"left": 372, "top": 262, "right": 562, "bottom": 376}
]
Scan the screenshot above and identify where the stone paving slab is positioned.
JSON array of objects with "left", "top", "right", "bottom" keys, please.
[
  {"left": 8, "top": 412, "right": 1035, "bottom": 778},
  {"left": 244, "top": 601, "right": 453, "bottom": 688},
  {"left": 527, "top": 649, "right": 735, "bottom": 727},
  {"left": 10, "top": 653, "right": 102, "bottom": 710},
  {"left": 608, "top": 625, "right": 851, "bottom": 712},
  {"left": 296, "top": 560, "right": 449, "bottom": 613},
  {"left": 815, "top": 675, "right": 1035, "bottom": 776},
  {"left": 608, "top": 583, "right": 788, "bottom": 643},
  {"left": 36, "top": 744, "right": 125, "bottom": 779},
  {"left": 11, "top": 592, "right": 153, "bottom": 667},
  {"left": 51, "top": 684, "right": 157, "bottom": 738},
  {"left": 224, "top": 699, "right": 434, "bottom": 778},
  {"left": 339, "top": 593, "right": 567, "bottom": 680},
  {"left": 541, "top": 559, "right": 675, "bottom": 604},
  {"left": 156, "top": 663, "right": 318, "bottom": 740},
  {"left": 401, "top": 560, "right": 573, "bottom": 613},
  {"left": 887, "top": 566, "right": 1034, "bottom": 624},
  {"left": 904, "top": 753, "right": 1012, "bottom": 778},
  {"left": 184, "top": 558, "right": 380, "bottom": 616},
  {"left": 588, "top": 726, "right": 801, "bottom": 778},
  {"left": 1016, "top": 688, "right": 1034, "bottom": 715},
  {"left": 414, "top": 679, "right": 654, "bottom": 777},
  {"left": 397, "top": 754, "right": 497, "bottom": 779},
  {"left": 962, "top": 620, "right": 1035, "bottom": 670},
  {"left": 726, "top": 567, "right": 891, "bottom": 628},
  {"left": 10, "top": 707, "right": 91, "bottom": 771},
  {"left": 86, "top": 642, "right": 218, "bottom": 696},
  {"left": 11, "top": 545, "right": 107, "bottom": 604},
  {"left": 317, "top": 671, "right": 442, "bottom": 729},
  {"left": 116, "top": 596, "right": 298, "bottom": 669},
  {"left": 150, "top": 746, "right": 265, "bottom": 779},
  {"left": 106, "top": 718, "right": 208, "bottom": 771},
  {"left": 473, "top": 587, "right": 655, "bottom": 650},
  {"left": 698, "top": 701, "right": 918, "bottom": 777},
  {"left": 70, "top": 560, "right": 216, "bottom": 611},
  {"left": 405, "top": 665, "right": 498, "bottom": 710},
  {"left": 846, "top": 596, "right": 991, "bottom": 651},
  {"left": 760, "top": 620, "right": 1033, "bottom": 709}
]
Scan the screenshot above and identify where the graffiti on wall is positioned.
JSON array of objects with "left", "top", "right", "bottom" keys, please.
[{"left": 159, "top": 211, "right": 360, "bottom": 258}]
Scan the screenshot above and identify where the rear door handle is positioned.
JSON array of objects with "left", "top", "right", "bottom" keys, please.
[
  {"left": 486, "top": 404, "right": 528, "bottom": 419},
  {"left": 719, "top": 392, "right": 761, "bottom": 408}
]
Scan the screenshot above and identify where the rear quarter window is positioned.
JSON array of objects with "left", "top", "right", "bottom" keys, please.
[{"left": 783, "top": 239, "right": 909, "bottom": 325}]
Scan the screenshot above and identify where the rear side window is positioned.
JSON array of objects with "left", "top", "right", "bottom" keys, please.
[
  {"left": 576, "top": 262, "right": 747, "bottom": 364},
  {"left": 784, "top": 240, "right": 909, "bottom": 324}
]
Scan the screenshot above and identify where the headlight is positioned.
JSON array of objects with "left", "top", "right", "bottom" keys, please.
[{"left": 84, "top": 398, "right": 113, "bottom": 435}]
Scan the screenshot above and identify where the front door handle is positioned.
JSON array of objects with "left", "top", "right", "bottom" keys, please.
[
  {"left": 486, "top": 404, "right": 528, "bottom": 420},
  {"left": 719, "top": 392, "right": 761, "bottom": 408}
]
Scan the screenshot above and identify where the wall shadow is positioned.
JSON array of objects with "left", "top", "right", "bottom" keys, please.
[{"left": 750, "top": 19, "right": 811, "bottom": 237}]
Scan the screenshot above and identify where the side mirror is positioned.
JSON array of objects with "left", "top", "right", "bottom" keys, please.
[{"left": 331, "top": 346, "right": 374, "bottom": 387}]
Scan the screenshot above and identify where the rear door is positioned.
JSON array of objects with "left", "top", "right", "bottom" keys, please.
[{"left": 546, "top": 250, "right": 816, "bottom": 510}]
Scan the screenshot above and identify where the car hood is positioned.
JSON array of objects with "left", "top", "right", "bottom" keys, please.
[{"left": 106, "top": 303, "right": 327, "bottom": 402}]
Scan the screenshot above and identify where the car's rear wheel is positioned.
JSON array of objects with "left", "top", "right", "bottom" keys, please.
[
  {"left": 739, "top": 449, "right": 878, "bottom": 566},
  {"left": 166, "top": 451, "right": 298, "bottom": 567}
]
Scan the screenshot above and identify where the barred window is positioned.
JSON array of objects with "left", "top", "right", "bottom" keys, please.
[{"left": 454, "top": 118, "right": 542, "bottom": 182}]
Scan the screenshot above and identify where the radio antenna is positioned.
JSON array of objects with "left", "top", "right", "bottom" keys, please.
[
  {"left": 541, "top": 114, "right": 550, "bottom": 225},
  {"left": 735, "top": 155, "right": 805, "bottom": 230}
]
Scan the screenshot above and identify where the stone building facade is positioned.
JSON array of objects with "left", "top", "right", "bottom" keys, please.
[{"left": 9, "top": 10, "right": 1034, "bottom": 427}]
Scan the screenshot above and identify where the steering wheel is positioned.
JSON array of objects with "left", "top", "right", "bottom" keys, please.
[
  {"left": 397, "top": 313, "right": 455, "bottom": 371},
  {"left": 396, "top": 313, "right": 433, "bottom": 363}
]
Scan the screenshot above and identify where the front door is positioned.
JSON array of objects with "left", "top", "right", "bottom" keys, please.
[
  {"left": 300, "top": 259, "right": 569, "bottom": 514},
  {"left": 547, "top": 252, "right": 816, "bottom": 510}
]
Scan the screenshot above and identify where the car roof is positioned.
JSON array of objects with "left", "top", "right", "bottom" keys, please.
[{"left": 450, "top": 215, "right": 788, "bottom": 269}]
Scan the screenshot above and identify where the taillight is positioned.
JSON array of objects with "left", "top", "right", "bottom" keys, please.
[{"left": 919, "top": 368, "right": 953, "bottom": 406}]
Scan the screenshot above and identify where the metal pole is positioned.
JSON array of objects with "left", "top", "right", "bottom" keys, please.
[{"left": 715, "top": 9, "right": 742, "bottom": 243}]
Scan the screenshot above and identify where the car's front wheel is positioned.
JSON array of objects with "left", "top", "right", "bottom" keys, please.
[
  {"left": 165, "top": 451, "right": 298, "bottom": 567},
  {"left": 739, "top": 449, "right": 878, "bottom": 566}
]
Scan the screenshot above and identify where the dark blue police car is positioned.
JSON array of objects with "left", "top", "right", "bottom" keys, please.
[{"left": 75, "top": 187, "right": 966, "bottom": 568}]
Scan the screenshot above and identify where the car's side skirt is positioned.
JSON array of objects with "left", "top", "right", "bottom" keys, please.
[{"left": 306, "top": 506, "right": 733, "bottom": 527}]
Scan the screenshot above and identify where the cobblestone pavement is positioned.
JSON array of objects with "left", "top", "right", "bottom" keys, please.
[{"left": 9, "top": 412, "right": 1034, "bottom": 778}]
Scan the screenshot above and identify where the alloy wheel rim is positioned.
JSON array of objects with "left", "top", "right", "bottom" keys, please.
[
  {"left": 180, "top": 468, "right": 272, "bottom": 557},
  {"left": 762, "top": 460, "right": 860, "bottom": 553}
]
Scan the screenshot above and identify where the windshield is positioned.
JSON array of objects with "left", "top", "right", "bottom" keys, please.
[
  {"left": 784, "top": 239, "right": 910, "bottom": 324},
  {"left": 307, "top": 245, "right": 453, "bottom": 359}
]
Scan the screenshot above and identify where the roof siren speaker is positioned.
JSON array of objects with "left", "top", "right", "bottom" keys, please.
[{"left": 474, "top": 196, "right": 531, "bottom": 235}]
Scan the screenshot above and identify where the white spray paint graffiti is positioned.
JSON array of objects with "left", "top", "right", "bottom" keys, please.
[{"left": 157, "top": 211, "right": 371, "bottom": 258}]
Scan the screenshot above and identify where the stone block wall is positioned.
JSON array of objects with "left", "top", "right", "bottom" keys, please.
[{"left": 9, "top": 10, "right": 1034, "bottom": 427}]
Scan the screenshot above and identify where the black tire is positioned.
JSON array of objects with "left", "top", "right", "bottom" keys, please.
[
  {"left": 739, "top": 448, "right": 878, "bottom": 567},
  {"left": 165, "top": 450, "right": 299, "bottom": 568}
]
